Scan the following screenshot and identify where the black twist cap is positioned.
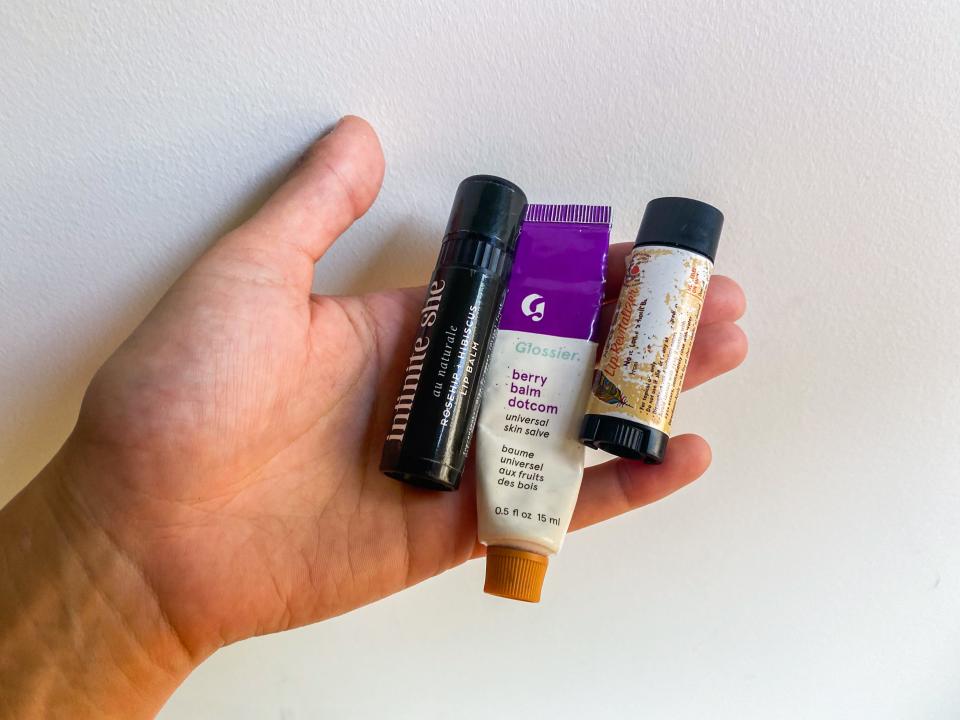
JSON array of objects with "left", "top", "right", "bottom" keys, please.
[
  {"left": 444, "top": 175, "right": 527, "bottom": 250},
  {"left": 635, "top": 197, "right": 724, "bottom": 262},
  {"left": 580, "top": 414, "right": 669, "bottom": 464}
]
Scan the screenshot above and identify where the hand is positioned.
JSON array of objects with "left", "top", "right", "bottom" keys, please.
[{"left": 0, "top": 116, "right": 746, "bottom": 717}]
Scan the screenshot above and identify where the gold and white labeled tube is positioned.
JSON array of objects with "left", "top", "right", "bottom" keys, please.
[{"left": 580, "top": 197, "right": 724, "bottom": 463}]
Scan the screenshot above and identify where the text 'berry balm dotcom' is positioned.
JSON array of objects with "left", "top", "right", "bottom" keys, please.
[{"left": 476, "top": 204, "right": 610, "bottom": 602}]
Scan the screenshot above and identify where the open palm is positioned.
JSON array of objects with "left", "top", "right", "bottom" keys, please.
[{"left": 56, "top": 116, "right": 747, "bottom": 660}]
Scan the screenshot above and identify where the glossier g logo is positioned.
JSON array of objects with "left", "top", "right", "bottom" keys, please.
[{"left": 521, "top": 293, "right": 546, "bottom": 322}]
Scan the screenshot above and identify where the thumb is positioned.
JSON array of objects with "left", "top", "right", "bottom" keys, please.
[{"left": 210, "top": 115, "right": 385, "bottom": 286}]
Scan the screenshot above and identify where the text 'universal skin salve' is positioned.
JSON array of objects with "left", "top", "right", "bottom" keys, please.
[
  {"left": 380, "top": 175, "right": 527, "bottom": 491},
  {"left": 476, "top": 204, "right": 610, "bottom": 602},
  {"left": 580, "top": 197, "right": 723, "bottom": 463}
]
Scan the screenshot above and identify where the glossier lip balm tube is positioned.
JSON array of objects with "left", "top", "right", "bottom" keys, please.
[
  {"left": 476, "top": 204, "right": 610, "bottom": 602},
  {"left": 380, "top": 175, "right": 527, "bottom": 491},
  {"left": 580, "top": 197, "right": 723, "bottom": 462}
]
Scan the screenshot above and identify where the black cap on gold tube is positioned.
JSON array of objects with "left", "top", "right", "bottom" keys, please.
[
  {"left": 634, "top": 196, "right": 722, "bottom": 261},
  {"left": 580, "top": 197, "right": 723, "bottom": 463},
  {"left": 380, "top": 175, "right": 527, "bottom": 491}
]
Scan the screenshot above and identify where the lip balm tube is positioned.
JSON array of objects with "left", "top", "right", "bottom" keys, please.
[
  {"left": 476, "top": 204, "right": 610, "bottom": 602},
  {"left": 380, "top": 175, "right": 527, "bottom": 491},
  {"left": 580, "top": 197, "right": 723, "bottom": 462}
]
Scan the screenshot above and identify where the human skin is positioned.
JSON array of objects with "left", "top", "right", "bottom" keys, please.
[{"left": 0, "top": 116, "right": 747, "bottom": 718}]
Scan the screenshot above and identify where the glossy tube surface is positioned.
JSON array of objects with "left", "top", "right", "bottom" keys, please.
[
  {"left": 581, "top": 197, "right": 723, "bottom": 463},
  {"left": 380, "top": 176, "right": 526, "bottom": 491},
  {"left": 476, "top": 204, "right": 609, "bottom": 601}
]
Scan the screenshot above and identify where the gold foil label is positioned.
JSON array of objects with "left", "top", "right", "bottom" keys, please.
[{"left": 587, "top": 246, "right": 713, "bottom": 434}]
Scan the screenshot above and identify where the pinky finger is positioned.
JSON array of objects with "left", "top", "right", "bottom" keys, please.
[{"left": 569, "top": 434, "right": 712, "bottom": 532}]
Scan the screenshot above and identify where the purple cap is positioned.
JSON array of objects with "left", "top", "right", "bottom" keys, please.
[{"left": 499, "top": 204, "right": 610, "bottom": 342}]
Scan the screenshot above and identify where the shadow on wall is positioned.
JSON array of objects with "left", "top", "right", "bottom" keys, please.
[{"left": 0, "top": 152, "right": 301, "bottom": 504}]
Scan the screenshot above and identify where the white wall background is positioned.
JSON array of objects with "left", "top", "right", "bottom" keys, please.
[{"left": 2, "top": 0, "right": 959, "bottom": 717}]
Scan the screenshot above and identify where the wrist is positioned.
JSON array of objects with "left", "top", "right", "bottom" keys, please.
[{"left": 0, "top": 449, "right": 198, "bottom": 718}]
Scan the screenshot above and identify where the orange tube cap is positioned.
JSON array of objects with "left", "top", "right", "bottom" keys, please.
[{"left": 483, "top": 546, "right": 548, "bottom": 603}]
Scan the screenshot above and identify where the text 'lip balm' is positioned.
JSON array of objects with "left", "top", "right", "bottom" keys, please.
[
  {"left": 380, "top": 175, "right": 527, "bottom": 491},
  {"left": 580, "top": 196, "right": 723, "bottom": 463}
]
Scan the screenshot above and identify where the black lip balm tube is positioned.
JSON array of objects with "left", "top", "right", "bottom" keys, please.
[{"left": 380, "top": 175, "right": 527, "bottom": 491}]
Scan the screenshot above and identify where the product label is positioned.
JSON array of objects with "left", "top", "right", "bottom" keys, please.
[
  {"left": 586, "top": 246, "right": 713, "bottom": 434},
  {"left": 381, "top": 264, "right": 503, "bottom": 477},
  {"left": 476, "top": 204, "right": 609, "bottom": 555},
  {"left": 476, "top": 330, "right": 595, "bottom": 553}
]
